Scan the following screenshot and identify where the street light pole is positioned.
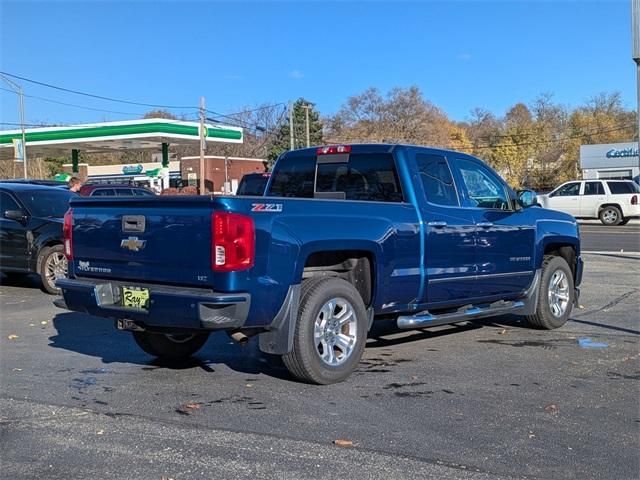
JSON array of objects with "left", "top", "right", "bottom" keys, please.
[
  {"left": 199, "top": 96, "right": 206, "bottom": 195},
  {"left": 1, "top": 74, "right": 28, "bottom": 178}
]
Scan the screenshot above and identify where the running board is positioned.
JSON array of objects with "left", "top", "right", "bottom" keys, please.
[{"left": 397, "top": 300, "right": 525, "bottom": 330}]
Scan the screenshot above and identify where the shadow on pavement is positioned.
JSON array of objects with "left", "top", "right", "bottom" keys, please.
[
  {"left": 49, "top": 312, "right": 291, "bottom": 380},
  {"left": 0, "top": 272, "right": 43, "bottom": 291}
]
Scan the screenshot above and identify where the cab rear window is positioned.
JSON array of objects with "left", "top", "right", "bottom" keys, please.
[{"left": 267, "top": 152, "right": 403, "bottom": 202}]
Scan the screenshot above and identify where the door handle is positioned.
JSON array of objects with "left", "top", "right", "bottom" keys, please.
[
  {"left": 427, "top": 221, "right": 447, "bottom": 228},
  {"left": 476, "top": 222, "right": 494, "bottom": 228}
]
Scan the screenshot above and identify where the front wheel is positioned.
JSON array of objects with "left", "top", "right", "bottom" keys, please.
[
  {"left": 132, "top": 331, "right": 209, "bottom": 361},
  {"left": 526, "top": 255, "right": 575, "bottom": 329},
  {"left": 39, "top": 245, "right": 67, "bottom": 295},
  {"left": 282, "top": 277, "right": 368, "bottom": 384},
  {"left": 599, "top": 206, "right": 622, "bottom": 225}
]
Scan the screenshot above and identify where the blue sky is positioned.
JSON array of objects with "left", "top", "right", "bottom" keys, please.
[{"left": 0, "top": 0, "right": 635, "bottom": 127}]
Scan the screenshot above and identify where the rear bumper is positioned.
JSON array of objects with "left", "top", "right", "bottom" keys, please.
[{"left": 56, "top": 277, "right": 250, "bottom": 331}]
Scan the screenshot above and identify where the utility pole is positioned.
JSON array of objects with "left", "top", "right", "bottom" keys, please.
[
  {"left": 0, "top": 74, "right": 28, "bottom": 179},
  {"left": 199, "top": 96, "right": 206, "bottom": 195},
  {"left": 302, "top": 104, "right": 311, "bottom": 147},
  {"left": 633, "top": 0, "right": 640, "bottom": 176},
  {"left": 288, "top": 100, "right": 295, "bottom": 150}
]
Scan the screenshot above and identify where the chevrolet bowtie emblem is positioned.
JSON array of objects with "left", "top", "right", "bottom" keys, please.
[{"left": 120, "top": 236, "right": 146, "bottom": 252}]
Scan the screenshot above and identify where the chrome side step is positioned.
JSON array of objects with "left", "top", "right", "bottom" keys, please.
[{"left": 397, "top": 300, "right": 525, "bottom": 330}]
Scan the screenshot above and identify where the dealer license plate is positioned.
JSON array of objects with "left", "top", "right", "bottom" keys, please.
[{"left": 122, "top": 287, "right": 150, "bottom": 310}]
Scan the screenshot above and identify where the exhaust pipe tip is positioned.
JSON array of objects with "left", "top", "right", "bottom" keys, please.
[{"left": 228, "top": 330, "right": 249, "bottom": 346}]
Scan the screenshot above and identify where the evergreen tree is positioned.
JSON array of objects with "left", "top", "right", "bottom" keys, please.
[{"left": 267, "top": 98, "right": 323, "bottom": 166}]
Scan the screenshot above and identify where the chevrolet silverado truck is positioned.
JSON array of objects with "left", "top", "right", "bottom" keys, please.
[{"left": 56, "top": 144, "right": 583, "bottom": 384}]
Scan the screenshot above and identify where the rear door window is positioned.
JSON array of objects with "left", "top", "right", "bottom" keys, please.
[
  {"left": 415, "top": 154, "right": 459, "bottom": 207},
  {"left": 115, "top": 188, "right": 134, "bottom": 196},
  {"left": 583, "top": 182, "right": 604, "bottom": 195}
]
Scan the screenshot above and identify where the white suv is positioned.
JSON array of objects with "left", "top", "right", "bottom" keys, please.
[{"left": 538, "top": 180, "right": 640, "bottom": 225}]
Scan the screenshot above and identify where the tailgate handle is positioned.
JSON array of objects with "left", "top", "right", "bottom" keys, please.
[{"left": 122, "top": 215, "right": 146, "bottom": 233}]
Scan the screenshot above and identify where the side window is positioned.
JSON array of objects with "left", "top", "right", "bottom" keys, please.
[
  {"left": 607, "top": 181, "right": 637, "bottom": 194},
  {"left": 115, "top": 188, "right": 134, "bottom": 196},
  {"left": 415, "top": 154, "right": 459, "bottom": 207},
  {"left": 315, "top": 153, "right": 403, "bottom": 202},
  {"left": 1, "top": 191, "right": 22, "bottom": 212},
  {"left": 583, "top": 182, "right": 604, "bottom": 196},
  {"left": 91, "top": 189, "right": 115, "bottom": 197},
  {"left": 455, "top": 157, "right": 510, "bottom": 210},
  {"left": 553, "top": 182, "right": 580, "bottom": 197},
  {"left": 134, "top": 189, "right": 154, "bottom": 196},
  {"left": 267, "top": 155, "right": 316, "bottom": 198}
]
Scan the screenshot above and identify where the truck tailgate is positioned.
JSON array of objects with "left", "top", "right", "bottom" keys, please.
[{"left": 69, "top": 197, "right": 214, "bottom": 287}]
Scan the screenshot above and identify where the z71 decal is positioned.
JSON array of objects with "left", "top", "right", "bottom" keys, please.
[{"left": 251, "top": 203, "right": 283, "bottom": 212}]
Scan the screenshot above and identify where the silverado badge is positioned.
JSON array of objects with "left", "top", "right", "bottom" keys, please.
[{"left": 120, "top": 236, "right": 147, "bottom": 252}]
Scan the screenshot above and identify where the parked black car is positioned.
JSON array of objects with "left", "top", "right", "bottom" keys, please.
[{"left": 0, "top": 184, "right": 75, "bottom": 294}]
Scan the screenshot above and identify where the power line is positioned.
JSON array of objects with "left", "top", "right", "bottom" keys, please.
[
  {"left": 0, "top": 71, "right": 197, "bottom": 109},
  {"left": 0, "top": 86, "right": 148, "bottom": 116}
]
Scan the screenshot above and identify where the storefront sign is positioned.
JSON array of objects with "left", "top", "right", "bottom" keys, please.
[
  {"left": 122, "top": 164, "right": 144, "bottom": 174},
  {"left": 606, "top": 148, "right": 639, "bottom": 158}
]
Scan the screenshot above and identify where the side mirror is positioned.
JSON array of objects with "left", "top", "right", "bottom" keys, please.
[
  {"left": 4, "top": 210, "right": 27, "bottom": 223},
  {"left": 517, "top": 190, "right": 538, "bottom": 208}
]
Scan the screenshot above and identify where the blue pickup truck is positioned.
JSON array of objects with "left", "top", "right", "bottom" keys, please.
[{"left": 56, "top": 144, "right": 583, "bottom": 384}]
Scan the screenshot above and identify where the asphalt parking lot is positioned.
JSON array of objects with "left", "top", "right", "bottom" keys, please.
[{"left": 1, "top": 252, "right": 638, "bottom": 480}]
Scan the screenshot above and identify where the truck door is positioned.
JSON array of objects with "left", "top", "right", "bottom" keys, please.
[
  {"left": 414, "top": 153, "right": 476, "bottom": 305},
  {"left": 451, "top": 157, "right": 535, "bottom": 298}
]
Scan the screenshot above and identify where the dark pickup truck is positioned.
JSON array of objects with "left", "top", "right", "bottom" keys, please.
[{"left": 56, "top": 144, "right": 583, "bottom": 384}]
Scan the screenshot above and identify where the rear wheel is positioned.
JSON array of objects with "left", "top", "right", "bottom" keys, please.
[
  {"left": 282, "top": 277, "right": 368, "bottom": 384},
  {"left": 526, "top": 255, "right": 574, "bottom": 329},
  {"left": 38, "top": 245, "right": 67, "bottom": 294},
  {"left": 132, "top": 331, "right": 209, "bottom": 361},
  {"left": 599, "top": 206, "right": 622, "bottom": 225}
]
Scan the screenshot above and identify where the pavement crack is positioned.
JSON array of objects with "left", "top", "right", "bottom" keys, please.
[{"left": 574, "top": 289, "right": 639, "bottom": 318}]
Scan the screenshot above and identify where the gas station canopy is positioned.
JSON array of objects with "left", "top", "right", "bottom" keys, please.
[{"left": 0, "top": 118, "right": 243, "bottom": 160}]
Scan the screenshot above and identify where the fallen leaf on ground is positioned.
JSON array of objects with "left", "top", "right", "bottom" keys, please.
[
  {"left": 185, "top": 402, "right": 201, "bottom": 410},
  {"left": 96, "top": 430, "right": 104, "bottom": 435},
  {"left": 245, "top": 384, "right": 253, "bottom": 388},
  {"left": 41, "top": 321, "right": 48, "bottom": 326},
  {"left": 528, "top": 431, "right": 536, "bottom": 438},
  {"left": 12, "top": 368, "right": 22, "bottom": 372},
  {"left": 578, "top": 305, "right": 585, "bottom": 309},
  {"left": 498, "top": 329, "right": 507, "bottom": 335},
  {"left": 7, "top": 335, "right": 18, "bottom": 340},
  {"left": 333, "top": 439, "right": 353, "bottom": 447},
  {"left": 544, "top": 404, "right": 559, "bottom": 414}
]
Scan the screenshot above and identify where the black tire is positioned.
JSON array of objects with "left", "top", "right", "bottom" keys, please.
[
  {"left": 599, "top": 205, "right": 622, "bottom": 225},
  {"left": 132, "top": 331, "right": 209, "bottom": 360},
  {"left": 38, "top": 244, "right": 67, "bottom": 295},
  {"left": 282, "top": 277, "right": 368, "bottom": 385},
  {"left": 618, "top": 218, "right": 630, "bottom": 225},
  {"left": 526, "top": 255, "right": 574, "bottom": 330}
]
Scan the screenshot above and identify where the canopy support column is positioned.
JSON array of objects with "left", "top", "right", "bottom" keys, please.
[
  {"left": 161, "top": 142, "right": 169, "bottom": 168},
  {"left": 71, "top": 149, "right": 79, "bottom": 174}
]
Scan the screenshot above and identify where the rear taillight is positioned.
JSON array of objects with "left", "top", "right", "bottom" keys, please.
[
  {"left": 63, "top": 208, "right": 73, "bottom": 260},
  {"left": 211, "top": 212, "right": 255, "bottom": 272},
  {"left": 632, "top": 195, "right": 638, "bottom": 205}
]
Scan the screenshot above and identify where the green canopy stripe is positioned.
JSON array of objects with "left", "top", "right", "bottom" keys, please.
[{"left": 0, "top": 122, "right": 242, "bottom": 144}]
